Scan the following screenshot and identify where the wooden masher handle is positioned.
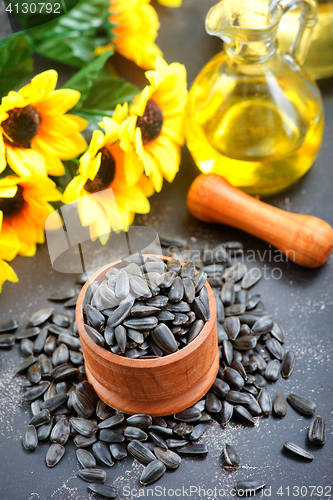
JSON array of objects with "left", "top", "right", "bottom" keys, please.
[{"left": 187, "top": 174, "right": 333, "bottom": 268}]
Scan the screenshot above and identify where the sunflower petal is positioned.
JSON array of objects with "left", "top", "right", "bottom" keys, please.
[
  {"left": 0, "top": 223, "right": 20, "bottom": 261},
  {"left": 7, "top": 147, "right": 47, "bottom": 177},
  {"left": 36, "top": 89, "right": 81, "bottom": 116},
  {"left": 0, "top": 259, "right": 18, "bottom": 292}
]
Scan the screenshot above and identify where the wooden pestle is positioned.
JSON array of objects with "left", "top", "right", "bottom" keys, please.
[{"left": 187, "top": 174, "right": 333, "bottom": 268}]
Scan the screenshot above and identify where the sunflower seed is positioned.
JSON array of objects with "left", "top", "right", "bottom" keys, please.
[
  {"left": 109, "top": 443, "right": 127, "bottom": 460},
  {"left": 281, "top": 350, "right": 296, "bottom": 378},
  {"left": 177, "top": 443, "right": 208, "bottom": 455},
  {"left": 212, "top": 378, "right": 230, "bottom": 398},
  {"left": 76, "top": 448, "right": 96, "bottom": 468},
  {"left": 224, "top": 316, "right": 240, "bottom": 341},
  {"left": 287, "top": 393, "right": 316, "bottom": 415},
  {"left": 174, "top": 408, "right": 201, "bottom": 422},
  {"left": 223, "top": 443, "right": 240, "bottom": 467},
  {"left": 87, "top": 484, "right": 118, "bottom": 498},
  {"left": 226, "top": 391, "right": 252, "bottom": 405},
  {"left": 99, "top": 429, "right": 124, "bottom": 443},
  {"left": 92, "top": 441, "right": 114, "bottom": 466},
  {"left": 273, "top": 392, "right": 287, "bottom": 417},
  {"left": 74, "top": 435, "right": 97, "bottom": 448},
  {"left": 233, "top": 405, "right": 256, "bottom": 425},
  {"left": 241, "top": 268, "right": 262, "bottom": 289},
  {"left": 140, "top": 460, "right": 166, "bottom": 485},
  {"left": 224, "top": 367, "right": 245, "bottom": 390},
  {"left": 308, "top": 416, "right": 326, "bottom": 444},
  {"left": 77, "top": 468, "right": 107, "bottom": 483},
  {"left": 154, "top": 447, "right": 181, "bottom": 469},
  {"left": 23, "top": 381, "right": 50, "bottom": 401},
  {"left": 0, "top": 319, "right": 19, "bottom": 332},
  {"left": 70, "top": 417, "right": 98, "bottom": 437},
  {"left": 205, "top": 392, "right": 222, "bottom": 413},
  {"left": 218, "top": 401, "right": 234, "bottom": 426},
  {"left": 258, "top": 388, "right": 272, "bottom": 415},
  {"left": 235, "top": 479, "right": 266, "bottom": 495},
  {"left": 151, "top": 323, "right": 178, "bottom": 353},
  {"left": 29, "top": 409, "right": 51, "bottom": 427},
  {"left": 28, "top": 307, "right": 54, "bottom": 327},
  {"left": 283, "top": 441, "right": 314, "bottom": 459},
  {"left": 265, "top": 338, "right": 284, "bottom": 360},
  {"left": 22, "top": 424, "right": 38, "bottom": 450},
  {"left": 127, "top": 440, "right": 156, "bottom": 464}
]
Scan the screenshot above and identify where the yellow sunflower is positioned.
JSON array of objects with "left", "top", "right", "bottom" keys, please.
[
  {"left": 0, "top": 211, "right": 19, "bottom": 293},
  {"left": 157, "top": 0, "right": 182, "bottom": 6},
  {"left": 97, "top": 0, "right": 162, "bottom": 70},
  {"left": 0, "top": 175, "right": 62, "bottom": 257},
  {"left": 0, "top": 70, "right": 88, "bottom": 177},
  {"left": 63, "top": 114, "right": 153, "bottom": 245},
  {"left": 117, "top": 56, "right": 187, "bottom": 192}
]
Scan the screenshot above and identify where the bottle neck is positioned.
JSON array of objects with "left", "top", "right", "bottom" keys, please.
[{"left": 224, "top": 39, "right": 278, "bottom": 64}]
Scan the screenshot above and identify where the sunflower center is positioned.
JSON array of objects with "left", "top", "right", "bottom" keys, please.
[
  {"left": 2, "top": 104, "right": 41, "bottom": 148},
  {"left": 84, "top": 147, "right": 116, "bottom": 194},
  {"left": 136, "top": 99, "right": 163, "bottom": 145},
  {"left": 0, "top": 185, "right": 25, "bottom": 217}
]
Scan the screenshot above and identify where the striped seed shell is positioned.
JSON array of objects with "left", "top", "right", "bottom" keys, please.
[
  {"left": 273, "top": 392, "right": 287, "bottom": 417},
  {"left": 126, "top": 414, "right": 152, "bottom": 429},
  {"left": 177, "top": 443, "right": 208, "bottom": 455},
  {"left": 74, "top": 435, "right": 97, "bottom": 448},
  {"left": 98, "top": 414, "right": 124, "bottom": 429},
  {"left": 22, "top": 424, "right": 38, "bottom": 450},
  {"left": 140, "top": 460, "right": 166, "bottom": 485},
  {"left": 264, "top": 359, "right": 281, "bottom": 381},
  {"left": 241, "top": 268, "right": 262, "bottom": 289},
  {"left": 23, "top": 381, "right": 50, "bottom": 401},
  {"left": 174, "top": 408, "right": 201, "bottom": 422},
  {"left": 258, "top": 388, "right": 272, "bottom": 415},
  {"left": 127, "top": 440, "right": 156, "bottom": 464},
  {"left": 283, "top": 441, "right": 314, "bottom": 460},
  {"left": 84, "top": 325, "right": 105, "bottom": 347},
  {"left": 87, "top": 484, "right": 118, "bottom": 498},
  {"left": 218, "top": 401, "right": 233, "bottom": 426},
  {"left": 50, "top": 417, "right": 70, "bottom": 445},
  {"left": 48, "top": 289, "right": 76, "bottom": 301},
  {"left": 287, "top": 393, "right": 316, "bottom": 415},
  {"left": 224, "top": 316, "right": 240, "bottom": 341},
  {"left": 110, "top": 443, "right": 127, "bottom": 460},
  {"left": 115, "top": 270, "right": 130, "bottom": 299},
  {"left": 76, "top": 448, "right": 96, "bottom": 468},
  {"left": 29, "top": 307, "right": 54, "bottom": 327},
  {"left": 233, "top": 405, "right": 256, "bottom": 425},
  {"left": 266, "top": 338, "right": 284, "bottom": 360},
  {"left": 223, "top": 443, "right": 240, "bottom": 467},
  {"left": 29, "top": 409, "right": 51, "bottom": 427},
  {"left": 154, "top": 447, "right": 181, "bottom": 469},
  {"left": 70, "top": 417, "right": 98, "bottom": 437},
  {"left": 308, "top": 416, "right": 326, "bottom": 444},
  {"left": 281, "top": 350, "right": 296, "bottom": 378},
  {"left": 0, "top": 319, "right": 19, "bottom": 332},
  {"left": 92, "top": 441, "right": 114, "bottom": 466},
  {"left": 151, "top": 323, "right": 178, "bottom": 353},
  {"left": 99, "top": 429, "right": 124, "bottom": 443},
  {"left": 235, "top": 479, "right": 266, "bottom": 494},
  {"left": 77, "top": 468, "right": 107, "bottom": 483},
  {"left": 271, "top": 322, "right": 285, "bottom": 343},
  {"left": 46, "top": 443, "right": 65, "bottom": 467},
  {"left": 130, "top": 275, "right": 152, "bottom": 298},
  {"left": 124, "top": 426, "right": 148, "bottom": 441},
  {"left": 251, "top": 315, "right": 274, "bottom": 335},
  {"left": 224, "top": 367, "right": 245, "bottom": 390}
]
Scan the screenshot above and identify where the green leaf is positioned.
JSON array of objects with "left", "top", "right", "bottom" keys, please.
[
  {"left": 28, "top": 0, "right": 111, "bottom": 68},
  {"left": 64, "top": 50, "right": 113, "bottom": 110},
  {"left": 83, "top": 75, "right": 140, "bottom": 111},
  {"left": 71, "top": 75, "right": 139, "bottom": 130},
  {"left": 0, "top": 33, "right": 33, "bottom": 98}
]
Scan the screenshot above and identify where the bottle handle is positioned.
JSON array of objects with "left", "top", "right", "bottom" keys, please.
[{"left": 280, "top": 0, "right": 318, "bottom": 66}]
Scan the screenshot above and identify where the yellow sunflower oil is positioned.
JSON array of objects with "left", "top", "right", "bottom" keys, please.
[
  {"left": 278, "top": 0, "right": 333, "bottom": 80},
  {"left": 186, "top": 0, "right": 325, "bottom": 196}
]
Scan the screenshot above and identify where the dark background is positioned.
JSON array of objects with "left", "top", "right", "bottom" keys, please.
[{"left": 0, "top": 1, "right": 332, "bottom": 499}]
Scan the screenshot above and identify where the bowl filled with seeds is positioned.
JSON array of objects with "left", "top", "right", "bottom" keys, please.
[{"left": 76, "top": 255, "right": 218, "bottom": 416}]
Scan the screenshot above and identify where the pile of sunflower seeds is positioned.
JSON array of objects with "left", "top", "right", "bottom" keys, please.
[
  {"left": 83, "top": 255, "right": 210, "bottom": 357},
  {"left": 0, "top": 235, "right": 326, "bottom": 499}
]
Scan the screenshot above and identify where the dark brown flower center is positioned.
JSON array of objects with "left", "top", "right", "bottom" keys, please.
[
  {"left": 84, "top": 147, "right": 116, "bottom": 194},
  {"left": 0, "top": 185, "right": 25, "bottom": 217},
  {"left": 2, "top": 104, "right": 41, "bottom": 148},
  {"left": 136, "top": 99, "right": 163, "bottom": 145}
]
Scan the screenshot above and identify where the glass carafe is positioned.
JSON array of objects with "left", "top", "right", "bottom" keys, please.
[
  {"left": 186, "top": 0, "right": 324, "bottom": 196},
  {"left": 278, "top": 0, "right": 333, "bottom": 80}
]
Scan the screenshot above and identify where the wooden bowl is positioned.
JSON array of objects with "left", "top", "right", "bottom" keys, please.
[{"left": 76, "top": 256, "right": 218, "bottom": 416}]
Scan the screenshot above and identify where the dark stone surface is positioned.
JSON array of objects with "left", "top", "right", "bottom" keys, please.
[{"left": 0, "top": 1, "right": 332, "bottom": 499}]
